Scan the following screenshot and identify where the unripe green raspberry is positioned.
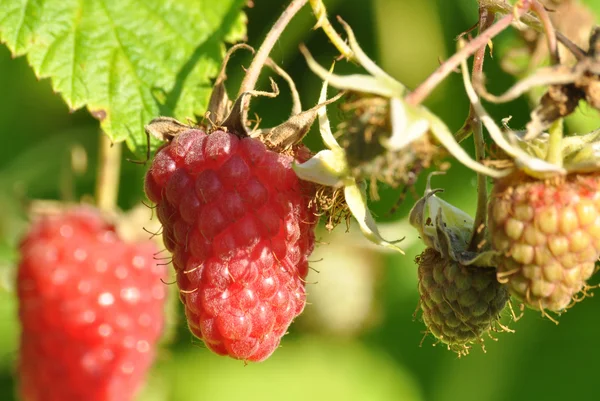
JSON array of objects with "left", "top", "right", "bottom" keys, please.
[
  {"left": 416, "top": 247, "right": 509, "bottom": 355},
  {"left": 488, "top": 172, "right": 600, "bottom": 312}
]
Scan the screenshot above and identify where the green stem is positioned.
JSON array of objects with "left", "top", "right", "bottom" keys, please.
[
  {"left": 309, "top": 0, "right": 354, "bottom": 60},
  {"left": 469, "top": 7, "right": 494, "bottom": 252},
  {"left": 469, "top": 120, "right": 489, "bottom": 251},
  {"left": 95, "top": 132, "right": 121, "bottom": 212},
  {"left": 546, "top": 118, "right": 563, "bottom": 167},
  {"left": 59, "top": 152, "right": 75, "bottom": 203}
]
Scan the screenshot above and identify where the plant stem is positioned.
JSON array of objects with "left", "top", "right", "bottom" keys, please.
[
  {"left": 529, "top": 0, "right": 559, "bottom": 64},
  {"left": 480, "top": 0, "right": 564, "bottom": 62},
  {"left": 469, "top": 121, "right": 489, "bottom": 251},
  {"left": 546, "top": 118, "right": 563, "bottom": 167},
  {"left": 95, "top": 132, "right": 121, "bottom": 212},
  {"left": 469, "top": 7, "right": 494, "bottom": 252},
  {"left": 478, "top": 0, "right": 541, "bottom": 30},
  {"left": 238, "top": 0, "right": 308, "bottom": 96},
  {"left": 405, "top": 1, "right": 537, "bottom": 106},
  {"left": 309, "top": 0, "right": 354, "bottom": 60},
  {"left": 59, "top": 154, "right": 75, "bottom": 203}
]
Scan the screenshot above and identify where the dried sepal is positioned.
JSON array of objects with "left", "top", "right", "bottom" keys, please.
[
  {"left": 144, "top": 117, "right": 192, "bottom": 143},
  {"left": 219, "top": 78, "right": 280, "bottom": 138},
  {"left": 460, "top": 47, "right": 566, "bottom": 178},
  {"left": 463, "top": 41, "right": 600, "bottom": 176},
  {"left": 206, "top": 44, "right": 255, "bottom": 126},
  {"left": 258, "top": 91, "right": 345, "bottom": 152},
  {"left": 475, "top": 26, "right": 600, "bottom": 140},
  {"left": 293, "top": 78, "right": 403, "bottom": 253},
  {"left": 336, "top": 93, "right": 436, "bottom": 200},
  {"left": 204, "top": 41, "right": 337, "bottom": 150},
  {"left": 301, "top": 23, "right": 507, "bottom": 179}
]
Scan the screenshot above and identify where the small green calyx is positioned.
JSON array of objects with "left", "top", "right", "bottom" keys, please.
[{"left": 409, "top": 173, "right": 497, "bottom": 267}]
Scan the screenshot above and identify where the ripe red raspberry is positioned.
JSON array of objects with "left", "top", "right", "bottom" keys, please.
[
  {"left": 489, "top": 172, "right": 600, "bottom": 312},
  {"left": 145, "top": 128, "right": 317, "bottom": 362},
  {"left": 17, "top": 207, "right": 166, "bottom": 401}
]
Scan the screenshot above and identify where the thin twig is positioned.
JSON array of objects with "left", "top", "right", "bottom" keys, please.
[
  {"left": 556, "top": 32, "right": 586, "bottom": 60},
  {"left": 405, "top": 3, "right": 533, "bottom": 106},
  {"left": 478, "top": 0, "right": 541, "bottom": 30},
  {"left": 95, "top": 132, "right": 121, "bottom": 212},
  {"left": 529, "top": 0, "right": 559, "bottom": 64},
  {"left": 238, "top": 0, "right": 308, "bottom": 96}
]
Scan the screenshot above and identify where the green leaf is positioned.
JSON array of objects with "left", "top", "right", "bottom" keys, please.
[{"left": 0, "top": 0, "right": 247, "bottom": 157}]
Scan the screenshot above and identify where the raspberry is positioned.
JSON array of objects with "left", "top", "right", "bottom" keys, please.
[
  {"left": 145, "top": 128, "right": 317, "bottom": 362},
  {"left": 488, "top": 172, "right": 600, "bottom": 312},
  {"left": 17, "top": 207, "right": 167, "bottom": 401},
  {"left": 416, "top": 247, "right": 509, "bottom": 354}
]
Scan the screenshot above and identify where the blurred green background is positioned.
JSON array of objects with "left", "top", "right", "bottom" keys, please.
[{"left": 2, "top": 0, "right": 600, "bottom": 400}]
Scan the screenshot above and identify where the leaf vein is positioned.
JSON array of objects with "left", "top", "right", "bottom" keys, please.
[{"left": 13, "top": 0, "right": 31, "bottom": 53}]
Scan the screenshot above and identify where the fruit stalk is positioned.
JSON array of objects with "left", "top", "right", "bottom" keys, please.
[
  {"left": 469, "top": 7, "right": 494, "bottom": 251},
  {"left": 477, "top": 0, "right": 542, "bottom": 31},
  {"left": 405, "top": 4, "right": 531, "bottom": 106},
  {"left": 470, "top": 120, "right": 487, "bottom": 250},
  {"left": 238, "top": 0, "right": 308, "bottom": 96},
  {"left": 480, "top": 0, "right": 583, "bottom": 57},
  {"left": 546, "top": 118, "right": 564, "bottom": 167},
  {"left": 95, "top": 132, "right": 121, "bottom": 212},
  {"left": 529, "top": 0, "right": 559, "bottom": 64}
]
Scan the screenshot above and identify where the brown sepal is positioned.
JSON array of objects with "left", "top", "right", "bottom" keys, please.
[{"left": 259, "top": 91, "right": 346, "bottom": 152}]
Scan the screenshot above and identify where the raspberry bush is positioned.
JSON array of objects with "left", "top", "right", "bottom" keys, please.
[{"left": 1, "top": 0, "right": 600, "bottom": 399}]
